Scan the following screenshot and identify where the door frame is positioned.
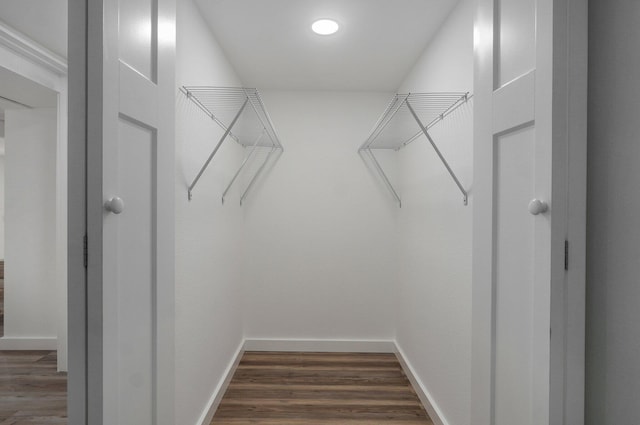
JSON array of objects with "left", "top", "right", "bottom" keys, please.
[
  {"left": 0, "top": 20, "right": 69, "bottom": 368},
  {"left": 68, "top": 0, "right": 88, "bottom": 422},
  {"left": 471, "top": 0, "right": 587, "bottom": 423}
]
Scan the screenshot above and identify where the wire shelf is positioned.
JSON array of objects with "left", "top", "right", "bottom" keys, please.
[
  {"left": 360, "top": 92, "right": 470, "bottom": 151},
  {"left": 181, "top": 86, "right": 283, "bottom": 202},
  {"left": 181, "top": 86, "right": 283, "bottom": 149},
  {"left": 359, "top": 91, "right": 471, "bottom": 207}
]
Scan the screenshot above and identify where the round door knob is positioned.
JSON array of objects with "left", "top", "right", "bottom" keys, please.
[
  {"left": 105, "top": 196, "right": 125, "bottom": 214},
  {"left": 528, "top": 199, "right": 548, "bottom": 215}
]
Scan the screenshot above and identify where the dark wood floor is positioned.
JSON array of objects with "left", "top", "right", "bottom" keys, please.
[
  {"left": 0, "top": 278, "right": 4, "bottom": 337},
  {"left": 211, "top": 352, "right": 433, "bottom": 424},
  {"left": 0, "top": 351, "right": 67, "bottom": 424}
]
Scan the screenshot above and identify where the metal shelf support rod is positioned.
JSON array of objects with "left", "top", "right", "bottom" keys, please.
[
  {"left": 406, "top": 100, "right": 468, "bottom": 205},
  {"left": 240, "top": 146, "right": 278, "bottom": 206},
  {"left": 188, "top": 97, "right": 249, "bottom": 200},
  {"left": 222, "top": 131, "right": 265, "bottom": 204},
  {"left": 365, "top": 148, "right": 402, "bottom": 208}
]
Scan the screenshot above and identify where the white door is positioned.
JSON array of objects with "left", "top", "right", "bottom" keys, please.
[
  {"left": 78, "top": 0, "right": 176, "bottom": 423},
  {"left": 471, "top": 0, "right": 587, "bottom": 424}
]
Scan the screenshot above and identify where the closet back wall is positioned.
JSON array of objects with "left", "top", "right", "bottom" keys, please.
[{"left": 242, "top": 90, "right": 398, "bottom": 344}]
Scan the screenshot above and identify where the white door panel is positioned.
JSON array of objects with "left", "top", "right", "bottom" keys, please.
[
  {"left": 493, "top": 127, "right": 536, "bottom": 425},
  {"left": 118, "top": 0, "right": 156, "bottom": 81},
  {"left": 498, "top": 0, "right": 536, "bottom": 85},
  {"left": 473, "top": 0, "right": 586, "bottom": 424},
  {"left": 83, "top": 0, "right": 175, "bottom": 422},
  {"left": 113, "top": 119, "right": 156, "bottom": 424}
]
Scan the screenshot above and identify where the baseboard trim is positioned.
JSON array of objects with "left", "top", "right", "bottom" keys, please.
[
  {"left": 196, "top": 341, "right": 245, "bottom": 425},
  {"left": 243, "top": 338, "right": 396, "bottom": 353},
  {"left": 0, "top": 337, "right": 57, "bottom": 350},
  {"left": 394, "top": 343, "right": 448, "bottom": 425}
]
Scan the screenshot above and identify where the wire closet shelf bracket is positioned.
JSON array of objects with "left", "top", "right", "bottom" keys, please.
[
  {"left": 359, "top": 92, "right": 471, "bottom": 207},
  {"left": 181, "top": 86, "right": 284, "bottom": 204}
]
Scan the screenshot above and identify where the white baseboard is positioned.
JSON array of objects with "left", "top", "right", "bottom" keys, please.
[
  {"left": 0, "top": 337, "right": 57, "bottom": 350},
  {"left": 243, "top": 338, "right": 396, "bottom": 353},
  {"left": 394, "top": 343, "right": 448, "bottom": 425},
  {"left": 196, "top": 341, "right": 245, "bottom": 425}
]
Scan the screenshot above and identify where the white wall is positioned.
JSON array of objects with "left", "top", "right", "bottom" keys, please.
[
  {"left": 395, "top": 0, "right": 474, "bottom": 424},
  {"left": 586, "top": 0, "right": 640, "bottom": 423},
  {"left": 242, "top": 90, "right": 398, "bottom": 342},
  {"left": 3, "top": 108, "right": 57, "bottom": 340},
  {"left": 174, "top": 1, "right": 245, "bottom": 424}
]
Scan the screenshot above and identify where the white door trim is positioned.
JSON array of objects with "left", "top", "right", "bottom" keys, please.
[
  {"left": 68, "top": 0, "right": 88, "bottom": 422},
  {"left": 552, "top": 0, "right": 588, "bottom": 420}
]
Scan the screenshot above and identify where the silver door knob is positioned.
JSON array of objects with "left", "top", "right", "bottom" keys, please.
[
  {"left": 528, "top": 199, "right": 548, "bottom": 215},
  {"left": 105, "top": 196, "right": 125, "bottom": 214}
]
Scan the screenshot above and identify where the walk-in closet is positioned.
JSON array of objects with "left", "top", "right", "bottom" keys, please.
[
  {"left": 174, "top": 2, "right": 476, "bottom": 423},
  {"left": 167, "top": 0, "right": 585, "bottom": 424}
]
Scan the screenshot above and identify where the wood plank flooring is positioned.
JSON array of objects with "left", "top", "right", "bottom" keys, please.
[
  {"left": 211, "top": 352, "right": 433, "bottom": 424},
  {"left": 0, "top": 351, "right": 67, "bottom": 424},
  {"left": 0, "top": 278, "right": 4, "bottom": 337}
]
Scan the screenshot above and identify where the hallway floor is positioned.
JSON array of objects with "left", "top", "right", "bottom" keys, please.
[
  {"left": 211, "top": 351, "right": 433, "bottom": 424},
  {"left": 0, "top": 351, "right": 66, "bottom": 424},
  {"left": 0, "top": 279, "right": 3, "bottom": 337}
]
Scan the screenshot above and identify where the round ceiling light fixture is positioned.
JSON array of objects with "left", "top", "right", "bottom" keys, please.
[{"left": 312, "top": 19, "right": 340, "bottom": 35}]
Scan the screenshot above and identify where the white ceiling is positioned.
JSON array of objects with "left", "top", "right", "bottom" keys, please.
[
  {"left": 0, "top": 0, "right": 68, "bottom": 58},
  {"left": 0, "top": 0, "right": 457, "bottom": 90},
  {"left": 195, "top": 0, "right": 458, "bottom": 91}
]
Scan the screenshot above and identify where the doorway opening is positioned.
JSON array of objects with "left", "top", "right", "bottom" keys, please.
[
  {"left": 0, "top": 68, "right": 60, "bottom": 342},
  {"left": 0, "top": 25, "right": 68, "bottom": 421}
]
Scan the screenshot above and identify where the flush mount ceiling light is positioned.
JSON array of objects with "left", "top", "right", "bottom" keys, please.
[{"left": 312, "top": 19, "right": 340, "bottom": 35}]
